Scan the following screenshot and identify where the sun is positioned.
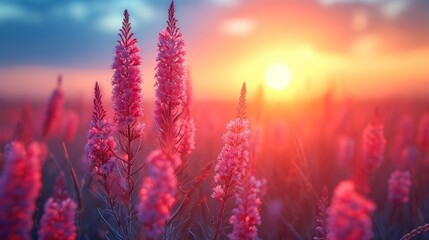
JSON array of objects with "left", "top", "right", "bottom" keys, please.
[{"left": 265, "top": 63, "right": 292, "bottom": 91}]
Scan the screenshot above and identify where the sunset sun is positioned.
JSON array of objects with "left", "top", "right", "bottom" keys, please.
[{"left": 265, "top": 63, "right": 292, "bottom": 91}]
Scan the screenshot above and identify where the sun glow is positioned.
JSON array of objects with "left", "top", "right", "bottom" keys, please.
[{"left": 265, "top": 63, "right": 292, "bottom": 91}]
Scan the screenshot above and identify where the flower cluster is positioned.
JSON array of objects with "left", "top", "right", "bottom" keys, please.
[
  {"left": 212, "top": 84, "right": 251, "bottom": 201},
  {"left": 361, "top": 120, "right": 386, "bottom": 173},
  {"left": 85, "top": 82, "right": 116, "bottom": 176},
  {"left": 154, "top": 1, "right": 187, "bottom": 154},
  {"left": 178, "top": 116, "right": 195, "bottom": 160},
  {"left": 112, "top": 9, "right": 144, "bottom": 133},
  {"left": 178, "top": 71, "right": 195, "bottom": 160},
  {"left": 212, "top": 117, "right": 251, "bottom": 200},
  {"left": 0, "top": 141, "right": 42, "bottom": 240},
  {"left": 38, "top": 173, "right": 77, "bottom": 240},
  {"left": 314, "top": 187, "right": 329, "bottom": 240},
  {"left": 327, "top": 181, "right": 375, "bottom": 240},
  {"left": 388, "top": 170, "right": 412, "bottom": 204},
  {"left": 138, "top": 150, "right": 179, "bottom": 238},
  {"left": 229, "top": 176, "right": 266, "bottom": 240},
  {"left": 42, "top": 76, "right": 64, "bottom": 139}
]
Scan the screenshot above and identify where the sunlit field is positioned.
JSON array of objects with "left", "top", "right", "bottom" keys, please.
[{"left": 1, "top": 1, "right": 429, "bottom": 240}]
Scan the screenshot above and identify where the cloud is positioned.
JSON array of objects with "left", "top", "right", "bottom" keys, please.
[
  {"left": 351, "top": 34, "right": 380, "bottom": 55},
  {"left": 64, "top": 2, "right": 90, "bottom": 21},
  {"left": 0, "top": 1, "right": 160, "bottom": 33},
  {"left": 319, "top": 0, "right": 410, "bottom": 19},
  {"left": 319, "top": 0, "right": 381, "bottom": 5},
  {"left": 380, "top": 0, "right": 409, "bottom": 19},
  {"left": 59, "top": 0, "right": 161, "bottom": 34},
  {"left": 94, "top": 13, "right": 124, "bottom": 34},
  {"left": 0, "top": 2, "right": 41, "bottom": 23},
  {"left": 221, "top": 18, "right": 256, "bottom": 36},
  {"left": 209, "top": 0, "right": 241, "bottom": 7},
  {"left": 351, "top": 10, "right": 370, "bottom": 32}
]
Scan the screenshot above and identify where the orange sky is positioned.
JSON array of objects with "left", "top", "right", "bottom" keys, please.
[{"left": 0, "top": 0, "right": 428, "bottom": 102}]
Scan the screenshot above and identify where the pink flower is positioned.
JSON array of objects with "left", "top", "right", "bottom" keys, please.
[
  {"left": 154, "top": 1, "right": 187, "bottom": 155},
  {"left": 16, "top": 101, "right": 33, "bottom": 146},
  {"left": 314, "top": 187, "right": 329, "bottom": 240},
  {"left": 361, "top": 116, "right": 386, "bottom": 173},
  {"left": 138, "top": 150, "right": 179, "bottom": 238},
  {"left": 388, "top": 170, "right": 412, "bottom": 204},
  {"left": 38, "top": 173, "right": 77, "bottom": 240},
  {"left": 212, "top": 83, "right": 251, "bottom": 201},
  {"left": 178, "top": 117, "right": 195, "bottom": 160},
  {"left": 112, "top": 10, "right": 144, "bottom": 133},
  {"left": 42, "top": 75, "right": 64, "bottom": 139},
  {"left": 0, "top": 141, "right": 42, "bottom": 240},
  {"left": 63, "top": 111, "right": 79, "bottom": 143},
  {"left": 178, "top": 69, "right": 196, "bottom": 160},
  {"left": 85, "top": 82, "right": 116, "bottom": 176},
  {"left": 337, "top": 136, "right": 355, "bottom": 168},
  {"left": 327, "top": 181, "right": 375, "bottom": 240},
  {"left": 229, "top": 176, "right": 266, "bottom": 240}
]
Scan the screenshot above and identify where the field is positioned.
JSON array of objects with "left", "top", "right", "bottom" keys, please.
[
  {"left": 1, "top": 94, "right": 429, "bottom": 239},
  {"left": 1, "top": 1, "right": 429, "bottom": 240}
]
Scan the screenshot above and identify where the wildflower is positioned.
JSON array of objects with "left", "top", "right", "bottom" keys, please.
[
  {"left": 314, "top": 187, "right": 329, "bottom": 240},
  {"left": 15, "top": 101, "right": 32, "bottom": 146},
  {"left": 178, "top": 69, "right": 195, "bottom": 160},
  {"left": 337, "top": 136, "right": 355, "bottom": 168},
  {"left": 138, "top": 150, "right": 179, "bottom": 239},
  {"left": 229, "top": 176, "right": 266, "bottom": 240},
  {"left": 212, "top": 83, "right": 251, "bottom": 201},
  {"left": 112, "top": 9, "right": 144, "bottom": 135},
  {"left": 38, "top": 172, "right": 77, "bottom": 240},
  {"left": 398, "top": 146, "right": 417, "bottom": 169},
  {"left": 154, "top": 1, "right": 187, "bottom": 155},
  {"left": 390, "top": 114, "right": 414, "bottom": 165},
  {"left": 63, "top": 111, "right": 79, "bottom": 143},
  {"left": 388, "top": 170, "right": 412, "bottom": 204},
  {"left": 361, "top": 113, "right": 386, "bottom": 173},
  {"left": 327, "top": 180, "right": 375, "bottom": 240},
  {"left": 85, "top": 82, "right": 116, "bottom": 176},
  {"left": 0, "top": 141, "right": 42, "bottom": 240},
  {"left": 42, "top": 75, "right": 64, "bottom": 139},
  {"left": 179, "top": 117, "right": 195, "bottom": 160}
]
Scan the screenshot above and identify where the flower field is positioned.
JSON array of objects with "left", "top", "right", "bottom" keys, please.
[{"left": 1, "top": 1, "right": 429, "bottom": 240}]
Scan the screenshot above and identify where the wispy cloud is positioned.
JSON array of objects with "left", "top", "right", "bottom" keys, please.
[
  {"left": 209, "top": 0, "right": 241, "bottom": 7},
  {"left": 221, "top": 18, "right": 256, "bottom": 36},
  {"left": 0, "top": 2, "right": 41, "bottom": 23},
  {"left": 0, "top": 0, "right": 160, "bottom": 33}
]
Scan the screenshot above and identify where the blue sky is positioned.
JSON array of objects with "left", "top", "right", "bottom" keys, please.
[
  {"left": 1, "top": 0, "right": 428, "bottom": 68},
  {"left": 0, "top": 0, "right": 206, "bottom": 67}
]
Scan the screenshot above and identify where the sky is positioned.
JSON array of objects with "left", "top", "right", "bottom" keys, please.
[{"left": 0, "top": 0, "right": 428, "bottom": 101}]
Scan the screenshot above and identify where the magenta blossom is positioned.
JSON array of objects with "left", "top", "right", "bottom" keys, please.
[
  {"left": 0, "top": 141, "right": 42, "bottom": 240},
  {"left": 85, "top": 82, "right": 116, "bottom": 176},
  {"left": 42, "top": 75, "right": 64, "bottom": 139},
  {"left": 112, "top": 10, "right": 144, "bottom": 135},
  {"left": 154, "top": 1, "right": 187, "bottom": 155},
  {"left": 388, "top": 170, "right": 412, "bottom": 204},
  {"left": 229, "top": 176, "right": 266, "bottom": 240},
  {"left": 39, "top": 173, "right": 77, "bottom": 240},
  {"left": 138, "top": 150, "right": 179, "bottom": 238},
  {"left": 327, "top": 180, "right": 375, "bottom": 240},
  {"left": 178, "top": 69, "right": 196, "bottom": 160},
  {"left": 361, "top": 117, "right": 386, "bottom": 173},
  {"left": 212, "top": 83, "right": 251, "bottom": 201}
]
